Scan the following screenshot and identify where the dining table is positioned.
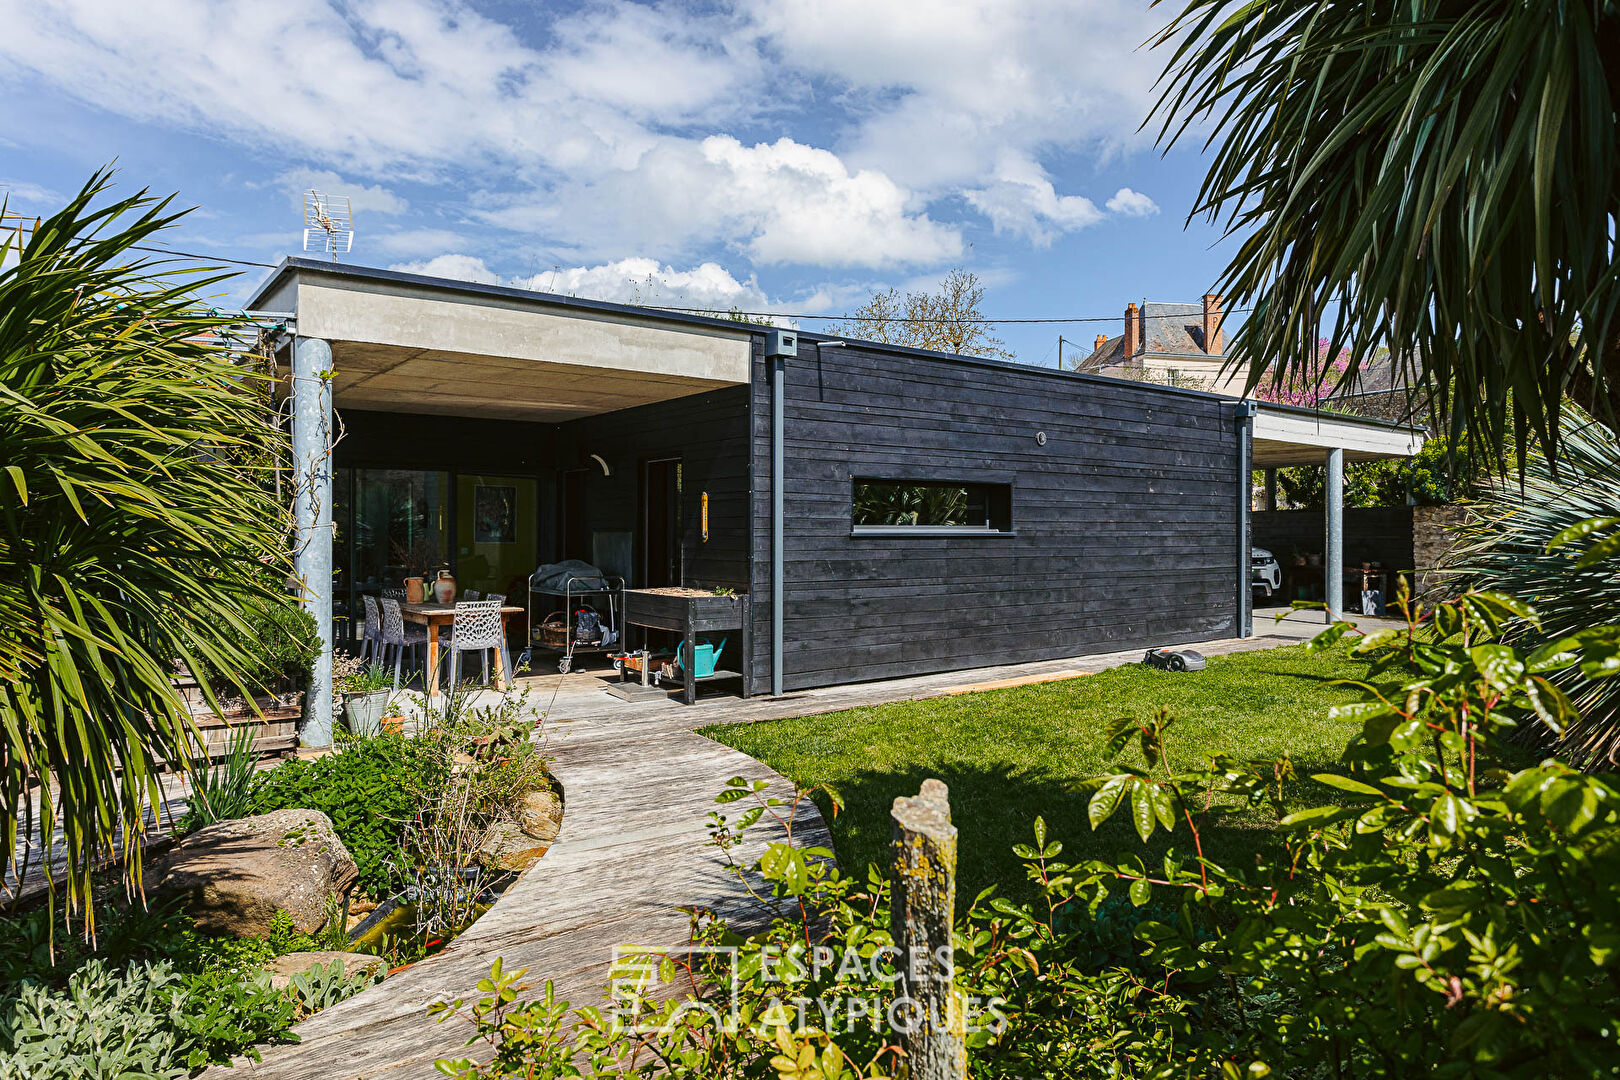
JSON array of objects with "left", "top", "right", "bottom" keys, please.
[{"left": 400, "top": 601, "right": 525, "bottom": 699}]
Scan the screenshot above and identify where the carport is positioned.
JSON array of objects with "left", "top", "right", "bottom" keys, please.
[{"left": 1237, "top": 402, "right": 1426, "bottom": 631}]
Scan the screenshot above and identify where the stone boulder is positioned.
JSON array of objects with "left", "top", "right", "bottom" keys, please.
[
  {"left": 476, "top": 788, "right": 564, "bottom": 873},
  {"left": 151, "top": 808, "right": 359, "bottom": 937},
  {"left": 263, "top": 950, "right": 385, "bottom": 991},
  {"left": 518, "top": 788, "right": 563, "bottom": 844}
]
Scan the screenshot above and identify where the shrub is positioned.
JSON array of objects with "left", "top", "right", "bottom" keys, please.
[
  {"left": 433, "top": 588, "right": 1620, "bottom": 1079},
  {"left": 248, "top": 734, "right": 450, "bottom": 899},
  {"left": 191, "top": 594, "right": 322, "bottom": 699},
  {"left": 1447, "top": 419, "right": 1620, "bottom": 765},
  {"left": 0, "top": 959, "right": 194, "bottom": 1080},
  {"left": 1, "top": 173, "right": 297, "bottom": 934}
]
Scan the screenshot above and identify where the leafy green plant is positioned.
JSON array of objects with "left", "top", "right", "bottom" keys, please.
[
  {"left": 191, "top": 596, "right": 320, "bottom": 700},
  {"left": 248, "top": 734, "right": 450, "bottom": 900},
  {"left": 0, "top": 959, "right": 193, "bottom": 1080},
  {"left": 0, "top": 171, "right": 293, "bottom": 932},
  {"left": 176, "top": 722, "right": 260, "bottom": 834},
  {"left": 1447, "top": 427, "right": 1620, "bottom": 765},
  {"left": 286, "top": 958, "right": 379, "bottom": 1015},
  {"left": 433, "top": 586, "right": 1620, "bottom": 1079},
  {"left": 171, "top": 966, "right": 300, "bottom": 1067},
  {"left": 336, "top": 661, "right": 395, "bottom": 698}
]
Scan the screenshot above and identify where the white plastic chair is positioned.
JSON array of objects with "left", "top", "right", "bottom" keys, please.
[
  {"left": 380, "top": 597, "right": 428, "bottom": 692},
  {"left": 446, "top": 600, "right": 510, "bottom": 690}
]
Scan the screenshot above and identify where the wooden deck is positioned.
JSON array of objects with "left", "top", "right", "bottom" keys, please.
[
  {"left": 219, "top": 610, "right": 1381, "bottom": 1077},
  {"left": 220, "top": 711, "right": 832, "bottom": 1078}
]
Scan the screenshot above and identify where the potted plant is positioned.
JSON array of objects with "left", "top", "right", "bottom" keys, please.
[{"left": 337, "top": 663, "right": 395, "bottom": 737}]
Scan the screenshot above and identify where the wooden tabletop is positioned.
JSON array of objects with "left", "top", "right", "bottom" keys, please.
[{"left": 401, "top": 602, "right": 523, "bottom": 616}]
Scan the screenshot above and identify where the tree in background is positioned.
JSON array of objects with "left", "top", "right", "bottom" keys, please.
[
  {"left": 1154, "top": 0, "right": 1620, "bottom": 465},
  {"left": 1251, "top": 339, "right": 1351, "bottom": 409},
  {"left": 845, "top": 269, "right": 1014, "bottom": 360},
  {"left": 0, "top": 173, "right": 295, "bottom": 933}
]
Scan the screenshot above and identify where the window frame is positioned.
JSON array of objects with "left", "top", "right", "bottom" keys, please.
[{"left": 848, "top": 476, "right": 1015, "bottom": 538}]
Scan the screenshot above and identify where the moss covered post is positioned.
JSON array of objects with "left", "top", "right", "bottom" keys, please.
[{"left": 889, "top": 778, "right": 965, "bottom": 1080}]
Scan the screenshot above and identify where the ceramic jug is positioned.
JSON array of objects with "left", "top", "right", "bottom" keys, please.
[
  {"left": 405, "top": 576, "right": 425, "bottom": 604},
  {"left": 433, "top": 569, "right": 457, "bottom": 604}
]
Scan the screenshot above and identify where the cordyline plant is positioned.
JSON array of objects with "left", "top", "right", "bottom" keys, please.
[
  {"left": 431, "top": 583, "right": 1620, "bottom": 1078},
  {"left": 1152, "top": 0, "right": 1620, "bottom": 467},
  {"left": 0, "top": 171, "right": 293, "bottom": 934}
]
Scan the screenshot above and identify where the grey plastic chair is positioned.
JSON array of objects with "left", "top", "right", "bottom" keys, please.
[
  {"left": 463, "top": 589, "right": 481, "bottom": 601},
  {"left": 379, "top": 597, "right": 428, "bottom": 692},
  {"left": 446, "top": 600, "right": 510, "bottom": 690},
  {"left": 381, "top": 586, "right": 405, "bottom": 601},
  {"left": 360, "top": 595, "right": 383, "bottom": 665}
]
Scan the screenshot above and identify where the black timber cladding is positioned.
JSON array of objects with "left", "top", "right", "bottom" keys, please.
[
  {"left": 748, "top": 341, "right": 1241, "bottom": 695},
  {"left": 555, "top": 386, "right": 751, "bottom": 591}
]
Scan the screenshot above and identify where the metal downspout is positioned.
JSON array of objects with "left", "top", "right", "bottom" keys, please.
[{"left": 771, "top": 354, "right": 785, "bottom": 697}]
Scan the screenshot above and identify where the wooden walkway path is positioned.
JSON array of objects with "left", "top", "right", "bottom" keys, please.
[
  {"left": 222, "top": 611, "right": 1378, "bottom": 1077},
  {"left": 222, "top": 710, "right": 832, "bottom": 1079}
]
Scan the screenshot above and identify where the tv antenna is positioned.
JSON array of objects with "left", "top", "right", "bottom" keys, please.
[{"left": 302, "top": 190, "right": 353, "bottom": 260}]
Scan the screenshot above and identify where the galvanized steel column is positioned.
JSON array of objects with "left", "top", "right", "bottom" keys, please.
[
  {"left": 292, "top": 336, "right": 335, "bottom": 746},
  {"left": 1235, "top": 402, "right": 1257, "bottom": 639},
  {"left": 1325, "top": 447, "right": 1344, "bottom": 623}
]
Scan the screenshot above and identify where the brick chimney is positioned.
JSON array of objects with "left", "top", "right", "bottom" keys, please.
[
  {"left": 1123, "top": 303, "right": 1140, "bottom": 358},
  {"left": 1202, "top": 293, "right": 1224, "bottom": 355},
  {"left": 1094, "top": 332, "right": 1107, "bottom": 353}
]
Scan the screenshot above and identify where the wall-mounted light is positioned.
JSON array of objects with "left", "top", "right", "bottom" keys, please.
[{"left": 589, "top": 453, "right": 611, "bottom": 477}]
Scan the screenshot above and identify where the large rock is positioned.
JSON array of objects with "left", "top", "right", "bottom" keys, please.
[
  {"left": 477, "top": 788, "right": 564, "bottom": 873},
  {"left": 151, "top": 808, "right": 359, "bottom": 937},
  {"left": 263, "top": 950, "right": 385, "bottom": 991},
  {"left": 518, "top": 788, "right": 563, "bottom": 844}
]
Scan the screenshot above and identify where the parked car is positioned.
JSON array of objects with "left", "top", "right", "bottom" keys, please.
[{"left": 1253, "top": 546, "right": 1282, "bottom": 598}]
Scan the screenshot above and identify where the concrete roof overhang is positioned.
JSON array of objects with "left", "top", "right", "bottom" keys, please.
[
  {"left": 249, "top": 259, "right": 754, "bottom": 423},
  {"left": 1251, "top": 403, "right": 1425, "bottom": 466}
]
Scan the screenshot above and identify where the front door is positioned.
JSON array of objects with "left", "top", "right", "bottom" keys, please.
[{"left": 642, "top": 458, "right": 681, "bottom": 587}]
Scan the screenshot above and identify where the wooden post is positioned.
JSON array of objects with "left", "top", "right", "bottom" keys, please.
[{"left": 890, "top": 779, "right": 965, "bottom": 1080}]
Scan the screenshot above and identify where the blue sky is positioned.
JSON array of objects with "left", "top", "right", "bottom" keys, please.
[{"left": 0, "top": 0, "right": 1236, "bottom": 363}]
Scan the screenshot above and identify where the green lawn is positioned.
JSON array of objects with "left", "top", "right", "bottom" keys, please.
[{"left": 703, "top": 644, "right": 1374, "bottom": 904}]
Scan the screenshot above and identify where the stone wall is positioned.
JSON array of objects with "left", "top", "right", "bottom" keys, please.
[{"left": 1413, "top": 504, "right": 1472, "bottom": 600}]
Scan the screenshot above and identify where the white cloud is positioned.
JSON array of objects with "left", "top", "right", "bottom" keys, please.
[
  {"left": 388, "top": 253, "right": 502, "bottom": 285},
  {"left": 0, "top": 0, "right": 1174, "bottom": 271},
  {"left": 964, "top": 154, "right": 1104, "bottom": 245},
  {"left": 370, "top": 227, "right": 471, "bottom": 257},
  {"left": 275, "top": 169, "right": 408, "bottom": 216},
  {"left": 480, "top": 135, "right": 961, "bottom": 270},
  {"left": 0, "top": 179, "right": 61, "bottom": 206},
  {"left": 387, "top": 252, "right": 771, "bottom": 313},
  {"left": 1106, "top": 187, "right": 1159, "bottom": 217},
  {"left": 533, "top": 256, "right": 768, "bottom": 310}
]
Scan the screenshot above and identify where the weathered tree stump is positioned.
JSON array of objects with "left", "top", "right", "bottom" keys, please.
[{"left": 889, "top": 778, "right": 966, "bottom": 1080}]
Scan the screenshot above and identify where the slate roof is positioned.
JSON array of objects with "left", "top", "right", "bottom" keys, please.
[{"left": 1080, "top": 301, "right": 1219, "bottom": 372}]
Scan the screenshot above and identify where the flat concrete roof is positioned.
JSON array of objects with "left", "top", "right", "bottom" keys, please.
[
  {"left": 249, "top": 260, "right": 1427, "bottom": 461},
  {"left": 252, "top": 259, "right": 753, "bottom": 422}
]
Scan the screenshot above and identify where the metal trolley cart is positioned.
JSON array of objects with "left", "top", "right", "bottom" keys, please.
[{"left": 522, "top": 569, "right": 624, "bottom": 674}]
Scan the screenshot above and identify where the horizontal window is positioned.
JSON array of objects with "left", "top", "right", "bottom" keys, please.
[{"left": 851, "top": 479, "right": 1012, "bottom": 535}]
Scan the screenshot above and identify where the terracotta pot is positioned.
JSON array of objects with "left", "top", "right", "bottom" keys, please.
[
  {"left": 405, "top": 576, "right": 426, "bottom": 604},
  {"left": 433, "top": 569, "right": 457, "bottom": 604},
  {"left": 381, "top": 715, "right": 404, "bottom": 735}
]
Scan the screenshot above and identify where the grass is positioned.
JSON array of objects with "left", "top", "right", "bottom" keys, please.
[{"left": 703, "top": 643, "right": 1374, "bottom": 905}]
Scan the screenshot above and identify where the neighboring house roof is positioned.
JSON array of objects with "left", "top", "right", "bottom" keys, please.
[{"left": 1080, "top": 300, "right": 1226, "bottom": 373}]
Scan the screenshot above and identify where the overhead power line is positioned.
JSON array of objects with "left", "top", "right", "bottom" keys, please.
[{"left": 12, "top": 225, "right": 1251, "bottom": 329}]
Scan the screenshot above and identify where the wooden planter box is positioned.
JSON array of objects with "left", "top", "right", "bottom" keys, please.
[{"left": 621, "top": 589, "right": 750, "bottom": 704}]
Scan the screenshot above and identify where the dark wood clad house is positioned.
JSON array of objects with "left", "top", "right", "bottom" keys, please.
[{"left": 250, "top": 260, "right": 1422, "bottom": 737}]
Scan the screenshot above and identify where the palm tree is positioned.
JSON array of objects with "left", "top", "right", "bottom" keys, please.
[
  {"left": 0, "top": 172, "right": 294, "bottom": 932},
  {"left": 1152, "top": 0, "right": 1620, "bottom": 465}
]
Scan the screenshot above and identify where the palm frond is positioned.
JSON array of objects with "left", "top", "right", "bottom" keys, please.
[{"left": 0, "top": 169, "right": 294, "bottom": 934}]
